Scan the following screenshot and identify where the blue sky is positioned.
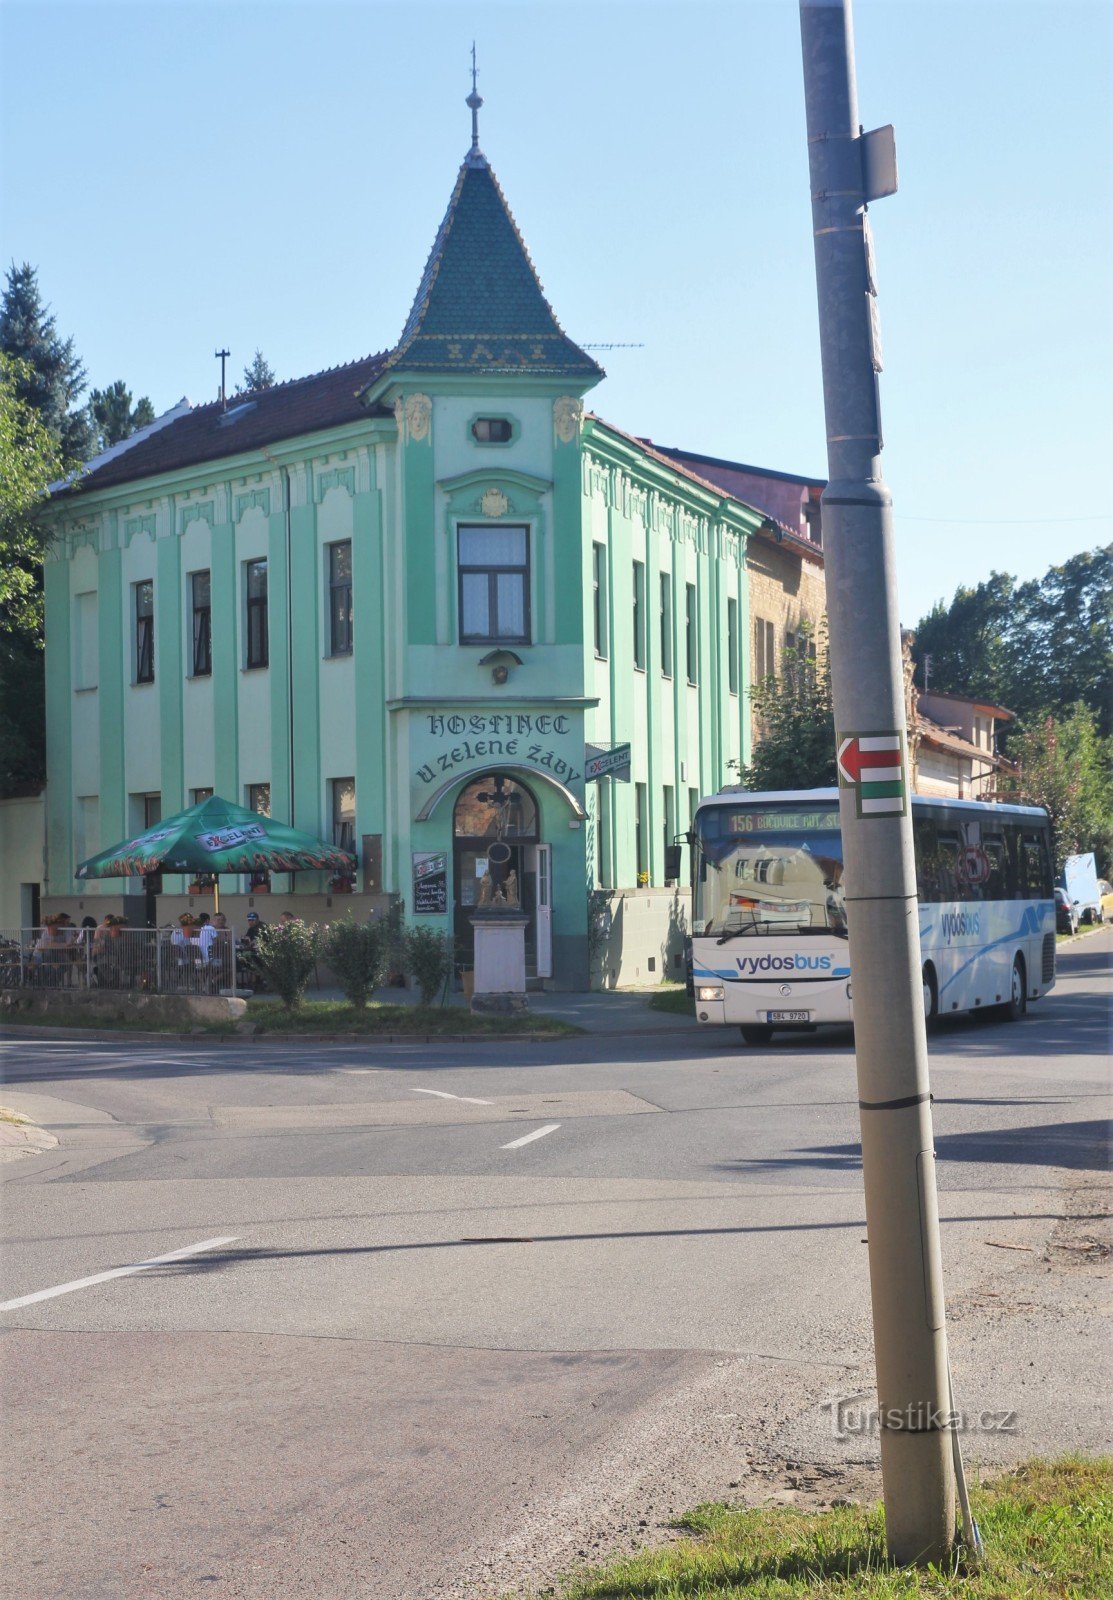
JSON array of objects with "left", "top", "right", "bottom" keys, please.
[{"left": 2, "top": 0, "right": 1110, "bottom": 624}]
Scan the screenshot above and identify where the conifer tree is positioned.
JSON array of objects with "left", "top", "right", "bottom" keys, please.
[
  {"left": 0, "top": 263, "right": 93, "bottom": 464},
  {"left": 240, "top": 350, "right": 276, "bottom": 392},
  {"left": 89, "top": 379, "right": 156, "bottom": 451}
]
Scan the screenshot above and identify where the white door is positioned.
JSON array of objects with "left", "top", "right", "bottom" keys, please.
[{"left": 535, "top": 843, "right": 553, "bottom": 978}]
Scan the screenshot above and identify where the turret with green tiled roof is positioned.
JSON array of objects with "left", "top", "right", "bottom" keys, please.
[{"left": 386, "top": 75, "right": 603, "bottom": 383}]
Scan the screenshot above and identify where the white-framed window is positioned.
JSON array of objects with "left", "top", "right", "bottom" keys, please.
[
  {"left": 331, "top": 777, "right": 355, "bottom": 852},
  {"left": 592, "top": 543, "right": 607, "bottom": 658},
  {"left": 457, "top": 524, "right": 530, "bottom": 644},
  {"left": 134, "top": 580, "right": 154, "bottom": 684},
  {"left": 632, "top": 560, "right": 646, "bottom": 671},
  {"left": 190, "top": 570, "right": 212, "bottom": 676},
  {"left": 328, "top": 541, "right": 353, "bottom": 656},
  {"left": 685, "top": 582, "right": 698, "bottom": 684},
  {"left": 245, "top": 559, "right": 268, "bottom": 669},
  {"left": 659, "top": 573, "right": 673, "bottom": 678}
]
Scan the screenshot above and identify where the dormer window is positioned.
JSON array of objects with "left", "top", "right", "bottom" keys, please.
[{"left": 471, "top": 416, "right": 513, "bottom": 444}]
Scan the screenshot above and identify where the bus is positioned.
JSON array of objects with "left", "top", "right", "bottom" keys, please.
[{"left": 689, "top": 788, "right": 1057, "bottom": 1043}]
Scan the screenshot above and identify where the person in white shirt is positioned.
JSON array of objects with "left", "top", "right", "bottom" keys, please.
[{"left": 199, "top": 912, "right": 228, "bottom": 990}]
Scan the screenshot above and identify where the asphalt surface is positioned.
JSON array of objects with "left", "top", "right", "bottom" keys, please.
[{"left": 1, "top": 933, "right": 1110, "bottom": 1599}]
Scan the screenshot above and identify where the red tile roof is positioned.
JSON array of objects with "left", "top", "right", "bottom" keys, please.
[{"left": 67, "top": 352, "right": 391, "bottom": 494}]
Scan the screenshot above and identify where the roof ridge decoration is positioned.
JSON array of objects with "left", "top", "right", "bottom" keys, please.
[{"left": 387, "top": 70, "right": 603, "bottom": 382}]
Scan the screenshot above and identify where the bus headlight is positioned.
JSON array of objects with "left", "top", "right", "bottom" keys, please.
[{"left": 695, "top": 984, "right": 725, "bottom": 1003}]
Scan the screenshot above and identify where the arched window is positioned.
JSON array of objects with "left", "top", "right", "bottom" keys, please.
[{"left": 453, "top": 774, "right": 539, "bottom": 841}]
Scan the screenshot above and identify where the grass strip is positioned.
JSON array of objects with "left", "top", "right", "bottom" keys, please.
[
  {"left": 537, "top": 1457, "right": 1110, "bottom": 1599},
  {"left": 243, "top": 999, "right": 581, "bottom": 1037},
  {"left": 648, "top": 986, "right": 695, "bottom": 1018}
]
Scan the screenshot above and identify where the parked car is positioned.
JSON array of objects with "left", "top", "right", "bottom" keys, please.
[
  {"left": 1055, "top": 887, "right": 1079, "bottom": 936},
  {"left": 1061, "top": 853, "right": 1103, "bottom": 925},
  {"left": 1099, "top": 879, "right": 1113, "bottom": 923}
]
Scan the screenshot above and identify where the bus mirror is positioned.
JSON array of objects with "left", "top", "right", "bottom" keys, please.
[{"left": 664, "top": 844, "right": 682, "bottom": 881}]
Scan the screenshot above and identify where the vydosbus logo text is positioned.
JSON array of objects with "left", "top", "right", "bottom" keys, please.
[
  {"left": 735, "top": 953, "right": 834, "bottom": 975},
  {"left": 941, "top": 911, "right": 981, "bottom": 940}
]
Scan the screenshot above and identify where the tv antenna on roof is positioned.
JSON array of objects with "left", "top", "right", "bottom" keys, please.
[
  {"left": 215, "top": 348, "right": 230, "bottom": 411},
  {"left": 582, "top": 342, "right": 645, "bottom": 351}
]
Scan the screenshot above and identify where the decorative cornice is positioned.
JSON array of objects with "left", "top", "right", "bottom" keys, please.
[
  {"left": 124, "top": 513, "right": 157, "bottom": 546},
  {"left": 437, "top": 466, "right": 551, "bottom": 498},
  {"left": 314, "top": 467, "right": 355, "bottom": 503},
  {"left": 235, "top": 488, "right": 272, "bottom": 520},
  {"left": 179, "top": 502, "right": 215, "bottom": 535}
]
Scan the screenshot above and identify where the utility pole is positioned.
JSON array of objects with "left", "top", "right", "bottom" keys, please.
[{"left": 798, "top": 0, "right": 956, "bottom": 1565}]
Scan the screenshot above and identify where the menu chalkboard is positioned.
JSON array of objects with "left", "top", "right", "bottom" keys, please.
[{"left": 412, "top": 851, "right": 448, "bottom": 915}]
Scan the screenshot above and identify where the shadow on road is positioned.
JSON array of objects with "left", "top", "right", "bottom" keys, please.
[
  {"left": 136, "top": 1205, "right": 1111, "bottom": 1281},
  {"left": 716, "top": 1118, "right": 1112, "bottom": 1176}
]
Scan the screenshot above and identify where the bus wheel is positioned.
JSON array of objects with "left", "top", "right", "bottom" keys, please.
[
  {"left": 922, "top": 964, "right": 939, "bottom": 1030},
  {"left": 740, "top": 1025, "right": 774, "bottom": 1046},
  {"left": 1001, "top": 954, "right": 1027, "bottom": 1021}
]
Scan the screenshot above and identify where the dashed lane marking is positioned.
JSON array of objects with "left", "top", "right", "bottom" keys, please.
[
  {"left": 501, "top": 1123, "right": 560, "bottom": 1150},
  {"left": 409, "top": 1087, "right": 494, "bottom": 1105}
]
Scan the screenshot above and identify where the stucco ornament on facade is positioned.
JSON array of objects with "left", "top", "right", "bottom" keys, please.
[
  {"left": 480, "top": 487, "right": 509, "bottom": 518},
  {"left": 553, "top": 395, "right": 583, "bottom": 445},
  {"left": 403, "top": 392, "right": 432, "bottom": 442}
]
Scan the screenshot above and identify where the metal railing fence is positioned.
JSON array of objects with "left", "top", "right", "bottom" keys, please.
[{"left": 0, "top": 928, "right": 238, "bottom": 995}]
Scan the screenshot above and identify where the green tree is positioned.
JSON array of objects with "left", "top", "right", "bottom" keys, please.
[
  {"left": 0, "top": 263, "right": 93, "bottom": 465},
  {"left": 89, "top": 379, "right": 156, "bottom": 452},
  {"left": 0, "top": 355, "right": 63, "bottom": 794},
  {"left": 0, "top": 355, "right": 63, "bottom": 623},
  {"left": 239, "top": 350, "right": 276, "bottom": 393},
  {"left": 911, "top": 571, "right": 1016, "bottom": 706},
  {"left": 912, "top": 547, "right": 1112, "bottom": 735},
  {"left": 741, "top": 625, "right": 836, "bottom": 790},
  {"left": 998, "top": 705, "right": 1113, "bottom": 875}
]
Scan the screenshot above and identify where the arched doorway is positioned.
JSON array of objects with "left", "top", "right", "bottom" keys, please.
[{"left": 453, "top": 773, "right": 548, "bottom": 976}]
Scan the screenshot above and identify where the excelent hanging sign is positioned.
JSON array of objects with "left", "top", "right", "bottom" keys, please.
[
  {"left": 836, "top": 730, "right": 908, "bottom": 818},
  {"left": 584, "top": 742, "right": 631, "bottom": 783}
]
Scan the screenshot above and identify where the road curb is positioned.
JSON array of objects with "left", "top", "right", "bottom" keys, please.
[
  {"left": 0, "top": 1022, "right": 579, "bottom": 1047},
  {"left": 0, "top": 1108, "right": 59, "bottom": 1163}
]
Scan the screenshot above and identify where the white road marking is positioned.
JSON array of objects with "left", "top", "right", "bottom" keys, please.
[
  {"left": 501, "top": 1123, "right": 560, "bottom": 1150},
  {"left": 408, "top": 1088, "right": 493, "bottom": 1105},
  {"left": 0, "top": 1235, "right": 239, "bottom": 1313},
  {"left": 334, "top": 1068, "right": 381, "bottom": 1075}
]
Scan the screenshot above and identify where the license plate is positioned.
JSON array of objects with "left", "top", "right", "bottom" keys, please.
[{"left": 766, "top": 1009, "right": 810, "bottom": 1023}]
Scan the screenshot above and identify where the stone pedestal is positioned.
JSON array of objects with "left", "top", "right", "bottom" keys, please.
[{"left": 471, "top": 913, "right": 528, "bottom": 1012}]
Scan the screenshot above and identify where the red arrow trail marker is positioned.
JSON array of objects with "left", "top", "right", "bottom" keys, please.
[{"left": 837, "top": 732, "right": 906, "bottom": 816}]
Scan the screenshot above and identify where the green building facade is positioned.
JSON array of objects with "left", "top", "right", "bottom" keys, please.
[{"left": 41, "top": 124, "right": 823, "bottom": 988}]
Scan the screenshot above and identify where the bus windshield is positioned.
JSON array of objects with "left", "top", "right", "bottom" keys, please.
[{"left": 693, "top": 803, "right": 846, "bottom": 939}]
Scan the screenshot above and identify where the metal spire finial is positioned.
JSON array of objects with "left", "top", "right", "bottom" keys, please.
[{"left": 466, "top": 41, "right": 483, "bottom": 153}]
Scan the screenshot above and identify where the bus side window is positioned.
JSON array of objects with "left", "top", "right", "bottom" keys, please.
[
  {"left": 913, "top": 817, "right": 938, "bottom": 901},
  {"left": 936, "top": 831, "right": 964, "bottom": 901},
  {"left": 982, "top": 835, "right": 1007, "bottom": 899},
  {"left": 1003, "top": 822, "right": 1024, "bottom": 898},
  {"left": 1021, "top": 831, "right": 1053, "bottom": 899}
]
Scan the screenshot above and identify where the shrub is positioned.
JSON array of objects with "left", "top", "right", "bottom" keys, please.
[
  {"left": 404, "top": 924, "right": 452, "bottom": 1005},
  {"left": 323, "top": 916, "right": 388, "bottom": 1009},
  {"left": 250, "top": 919, "right": 320, "bottom": 1012}
]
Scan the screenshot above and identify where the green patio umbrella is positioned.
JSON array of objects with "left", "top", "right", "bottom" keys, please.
[{"left": 75, "top": 794, "right": 355, "bottom": 910}]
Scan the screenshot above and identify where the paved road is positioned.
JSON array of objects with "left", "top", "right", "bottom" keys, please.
[{"left": 2, "top": 934, "right": 1110, "bottom": 1599}]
